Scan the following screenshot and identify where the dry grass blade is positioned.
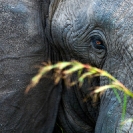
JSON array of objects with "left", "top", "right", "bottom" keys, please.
[
  {"left": 121, "top": 118, "right": 133, "bottom": 126},
  {"left": 26, "top": 60, "right": 133, "bottom": 99},
  {"left": 25, "top": 60, "right": 133, "bottom": 125}
]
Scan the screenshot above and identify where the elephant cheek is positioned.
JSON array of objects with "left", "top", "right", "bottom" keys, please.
[{"left": 95, "top": 58, "right": 133, "bottom": 133}]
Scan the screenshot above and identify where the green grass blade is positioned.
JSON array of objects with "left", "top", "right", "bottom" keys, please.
[
  {"left": 122, "top": 94, "right": 127, "bottom": 120},
  {"left": 56, "top": 123, "right": 64, "bottom": 133},
  {"left": 113, "top": 89, "right": 121, "bottom": 104}
]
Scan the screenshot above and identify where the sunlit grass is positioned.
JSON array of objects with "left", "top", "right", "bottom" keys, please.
[{"left": 25, "top": 60, "right": 133, "bottom": 122}]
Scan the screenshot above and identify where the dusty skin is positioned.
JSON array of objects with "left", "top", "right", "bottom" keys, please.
[{"left": 1, "top": 0, "right": 133, "bottom": 132}]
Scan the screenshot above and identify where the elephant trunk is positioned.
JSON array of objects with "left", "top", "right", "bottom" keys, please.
[{"left": 95, "top": 57, "right": 133, "bottom": 133}]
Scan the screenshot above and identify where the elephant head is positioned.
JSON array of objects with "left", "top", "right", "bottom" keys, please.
[
  {"left": 45, "top": 0, "right": 133, "bottom": 132},
  {"left": 1, "top": 0, "right": 133, "bottom": 133}
]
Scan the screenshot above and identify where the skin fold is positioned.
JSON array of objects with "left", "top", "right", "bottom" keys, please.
[{"left": 1, "top": 0, "right": 133, "bottom": 133}]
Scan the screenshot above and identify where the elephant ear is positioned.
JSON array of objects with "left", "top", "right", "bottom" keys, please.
[{"left": 0, "top": 0, "right": 62, "bottom": 132}]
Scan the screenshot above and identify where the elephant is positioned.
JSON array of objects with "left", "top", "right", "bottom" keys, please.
[{"left": 1, "top": 0, "right": 133, "bottom": 132}]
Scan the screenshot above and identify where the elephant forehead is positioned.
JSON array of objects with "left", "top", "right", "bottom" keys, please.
[
  {"left": 51, "top": 0, "right": 93, "bottom": 41},
  {"left": 51, "top": 0, "right": 120, "bottom": 46},
  {"left": 51, "top": 0, "right": 133, "bottom": 52},
  {"left": 53, "top": 0, "right": 133, "bottom": 29},
  {"left": 51, "top": 0, "right": 95, "bottom": 59},
  {"left": 99, "top": 0, "right": 133, "bottom": 30}
]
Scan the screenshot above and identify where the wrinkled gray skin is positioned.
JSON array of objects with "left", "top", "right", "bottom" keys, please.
[{"left": 1, "top": 0, "right": 133, "bottom": 133}]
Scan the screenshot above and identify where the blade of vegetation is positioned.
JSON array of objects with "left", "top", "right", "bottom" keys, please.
[
  {"left": 25, "top": 60, "right": 133, "bottom": 125},
  {"left": 113, "top": 89, "right": 121, "bottom": 104},
  {"left": 121, "top": 118, "right": 133, "bottom": 126},
  {"left": 122, "top": 94, "right": 128, "bottom": 120},
  {"left": 26, "top": 61, "right": 133, "bottom": 98}
]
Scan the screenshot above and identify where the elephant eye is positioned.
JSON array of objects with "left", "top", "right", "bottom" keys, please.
[
  {"left": 96, "top": 40, "right": 102, "bottom": 45},
  {"left": 91, "top": 36, "right": 106, "bottom": 50}
]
